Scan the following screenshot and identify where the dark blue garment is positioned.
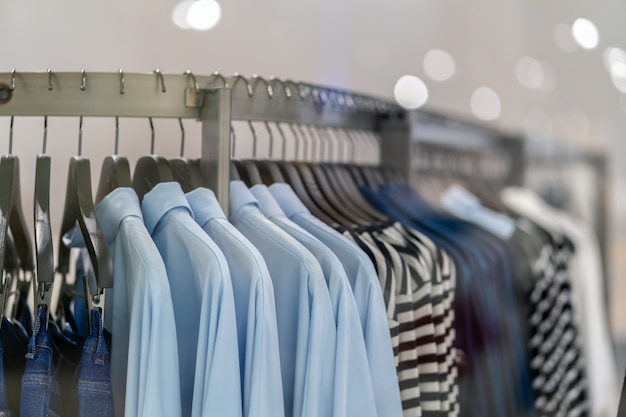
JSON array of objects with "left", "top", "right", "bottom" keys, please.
[
  {"left": 0, "top": 336, "right": 15, "bottom": 416},
  {"left": 20, "top": 305, "right": 62, "bottom": 417},
  {"left": 69, "top": 308, "right": 113, "bottom": 417},
  {"left": 1, "top": 318, "right": 28, "bottom": 412}
]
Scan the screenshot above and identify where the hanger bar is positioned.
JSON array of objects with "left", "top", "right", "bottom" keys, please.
[{"left": 0, "top": 72, "right": 225, "bottom": 118}]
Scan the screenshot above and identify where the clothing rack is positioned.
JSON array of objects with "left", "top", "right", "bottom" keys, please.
[{"left": 0, "top": 71, "right": 408, "bottom": 212}]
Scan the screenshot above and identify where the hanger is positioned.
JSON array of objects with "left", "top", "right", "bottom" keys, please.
[
  {"left": 0, "top": 117, "right": 35, "bottom": 328},
  {"left": 170, "top": 118, "right": 203, "bottom": 193},
  {"left": 235, "top": 121, "right": 263, "bottom": 186},
  {"left": 301, "top": 125, "right": 372, "bottom": 225},
  {"left": 132, "top": 117, "right": 173, "bottom": 201},
  {"left": 321, "top": 128, "right": 388, "bottom": 223},
  {"left": 255, "top": 122, "right": 287, "bottom": 184},
  {"left": 95, "top": 116, "right": 132, "bottom": 203},
  {"left": 57, "top": 116, "right": 113, "bottom": 317},
  {"left": 279, "top": 123, "right": 355, "bottom": 227},
  {"left": 34, "top": 164, "right": 54, "bottom": 312}
]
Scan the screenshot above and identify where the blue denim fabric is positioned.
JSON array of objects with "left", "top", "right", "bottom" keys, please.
[
  {"left": 0, "top": 336, "right": 15, "bottom": 416},
  {"left": 70, "top": 308, "right": 113, "bottom": 417},
  {"left": 1, "top": 318, "right": 28, "bottom": 412},
  {"left": 20, "top": 305, "right": 62, "bottom": 417}
]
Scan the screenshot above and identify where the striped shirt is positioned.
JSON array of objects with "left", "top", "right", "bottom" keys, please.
[{"left": 344, "top": 223, "right": 459, "bottom": 417}]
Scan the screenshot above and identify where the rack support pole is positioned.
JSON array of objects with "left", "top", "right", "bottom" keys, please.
[{"left": 200, "top": 87, "right": 232, "bottom": 215}]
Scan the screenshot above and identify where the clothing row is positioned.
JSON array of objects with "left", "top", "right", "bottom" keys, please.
[
  {"left": 10, "top": 180, "right": 413, "bottom": 417},
  {"left": 355, "top": 181, "right": 618, "bottom": 417}
]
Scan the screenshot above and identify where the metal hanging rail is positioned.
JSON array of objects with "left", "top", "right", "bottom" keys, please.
[{"left": 0, "top": 69, "right": 232, "bottom": 211}]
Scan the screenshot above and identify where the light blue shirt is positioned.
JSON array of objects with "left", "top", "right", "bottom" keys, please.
[
  {"left": 229, "top": 181, "right": 336, "bottom": 417},
  {"left": 142, "top": 182, "right": 242, "bottom": 417},
  {"left": 185, "top": 187, "right": 284, "bottom": 417},
  {"left": 65, "top": 187, "right": 183, "bottom": 417},
  {"left": 250, "top": 184, "right": 378, "bottom": 417},
  {"left": 269, "top": 183, "right": 403, "bottom": 417}
]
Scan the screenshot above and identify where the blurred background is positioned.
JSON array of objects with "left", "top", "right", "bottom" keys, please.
[{"left": 0, "top": 0, "right": 624, "bottom": 364}]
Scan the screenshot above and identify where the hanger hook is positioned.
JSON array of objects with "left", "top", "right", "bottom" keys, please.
[
  {"left": 9, "top": 116, "right": 14, "bottom": 155},
  {"left": 322, "top": 128, "right": 336, "bottom": 162},
  {"left": 283, "top": 79, "right": 307, "bottom": 100},
  {"left": 344, "top": 130, "right": 356, "bottom": 164},
  {"left": 47, "top": 68, "right": 54, "bottom": 91},
  {"left": 114, "top": 116, "right": 120, "bottom": 154},
  {"left": 264, "top": 121, "right": 274, "bottom": 159},
  {"left": 252, "top": 74, "right": 274, "bottom": 98},
  {"left": 247, "top": 121, "right": 258, "bottom": 159},
  {"left": 178, "top": 118, "right": 185, "bottom": 157},
  {"left": 288, "top": 123, "right": 301, "bottom": 161},
  {"left": 184, "top": 70, "right": 199, "bottom": 94},
  {"left": 43, "top": 116, "right": 48, "bottom": 154},
  {"left": 231, "top": 73, "right": 253, "bottom": 97},
  {"left": 297, "top": 124, "right": 312, "bottom": 162},
  {"left": 80, "top": 69, "right": 87, "bottom": 91},
  {"left": 210, "top": 71, "right": 229, "bottom": 88},
  {"left": 78, "top": 116, "right": 84, "bottom": 156},
  {"left": 149, "top": 117, "right": 155, "bottom": 154},
  {"left": 268, "top": 76, "right": 291, "bottom": 100},
  {"left": 153, "top": 69, "right": 166, "bottom": 93},
  {"left": 10, "top": 69, "right": 16, "bottom": 91},
  {"left": 308, "top": 126, "right": 325, "bottom": 162},
  {"left": 275, "top": 123, "right": 287, "bottom": 160},
  {"left": 118, "top": 69, "right": 125, "bottom": 94}
]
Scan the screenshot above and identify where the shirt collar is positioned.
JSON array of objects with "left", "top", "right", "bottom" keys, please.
[
  {"left": 62, "top": 187, "right": 143, "bottom": 248},
  {"left": 229, "top": 180, "right": 260, "bottom": 219},
  {"left": 185, "top": 187, "right": 227, "bottom": 227},
  {"left": 249, "top": 184, "right": 286, "bottom": 219},
  {"left": 268, "top": 183, "right": 310, "bottom": 217},
  {"left": 142, "top": 182, "right": 193, "bottom": 235}
]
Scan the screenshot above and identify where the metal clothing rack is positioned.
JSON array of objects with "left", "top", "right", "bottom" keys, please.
[
  {"left": 0, "top": 70, "right": 232, "bottom": 210},
  {"left": 0, "top": 71, "right": 405, "bottom": 212}
]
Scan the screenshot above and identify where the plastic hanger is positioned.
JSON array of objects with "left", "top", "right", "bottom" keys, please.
[
  {"left": 318, "top": 128, "right": 386, "bottom": 223},
  {"left": 302, "top": 126, "right": 372, "bottom": 225},
  {"left": 265, "top": 123, "right": 340, "bottom": 226},
  {"left": 170, "top": 118, "right": 203, "bottom": 193},
  {"left": 57, "top": 116, "right": 113, "bottom": 311},
  {"left": 132, "top": 117, "right": 173, "bottom": 201},
  {"left": 0, "top": 117, "right": 34, "bottom": 328},
  {"left": 95, "top": 117, "right": 132, "bottom": 204},
  {"left": 284, "top": 124, "right": 355, "bottom": 227},
  {"left": 34, "top": 153, "right": 54, "bottom": 310},
  {"left": 254, "top": 122, "right": 286, "bottom": 185}
]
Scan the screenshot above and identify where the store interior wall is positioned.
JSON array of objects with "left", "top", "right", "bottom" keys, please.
[{"left": 1, "top": 0, "right": 625, "bottom": 350}]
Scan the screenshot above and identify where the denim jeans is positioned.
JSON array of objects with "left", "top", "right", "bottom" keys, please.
[
  {"left": 1, "top": 317, "right": 28, "bottom": 412},
  {"left": 70, "top": 309, "right": 113, "bottom": 417},
  {"left": 20, "top": 305, "right": 62, "bottom": 417},
  {"left": 0, "top": 337, "right": 15, "bottom": 417}
]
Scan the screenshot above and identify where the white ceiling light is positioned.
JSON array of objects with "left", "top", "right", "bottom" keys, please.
[
  {"left": 394, "top": 75, "right": 429, "bottom": 109},
  {"left": 571, "top": 18, "right": 599, "bottom": 50},
  {"left": 172, "top": 1, "right": 195, "bottom": 29},
  {"left": 470, "top": 87, "right": 501, "bottom": 121},
  {"left": 187, "top": 0, "right": 221, "bottom": 31},
  {"left": 423, "top": 49, "right": 456, "bottom": 82},
  {"left": 553, "top": 23, "right": 578, "bottom": 53}
]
